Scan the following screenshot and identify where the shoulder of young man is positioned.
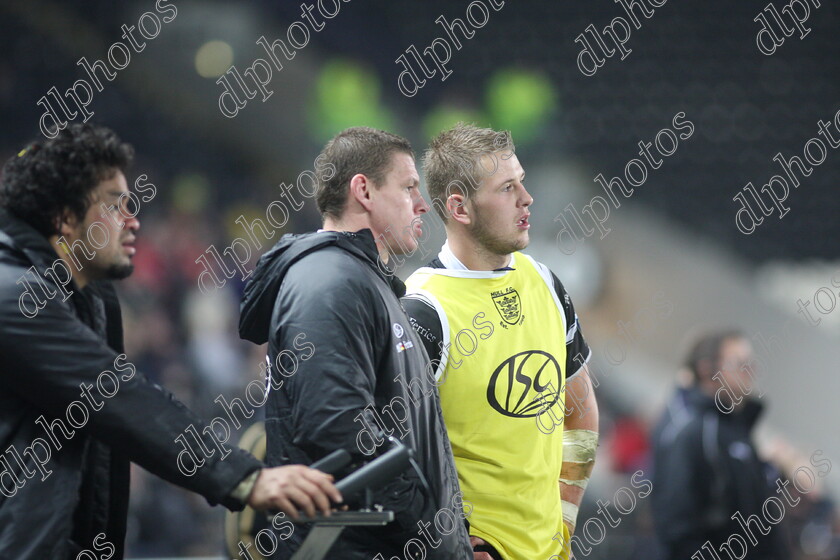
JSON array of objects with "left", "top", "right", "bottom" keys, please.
[
  {"left": 401, "top": 258, "right": 446, "bottom": 365},
  {"left": 523, "top": 255, "right": 592, "bottom": 380}
]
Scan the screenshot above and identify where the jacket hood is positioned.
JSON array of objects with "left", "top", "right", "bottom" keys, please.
[
  {"left": 239, "top": 228, "right": 404, "bottom": 344},
  {"left": 0, "top": 208, "right": 63, "bottom": 271}
]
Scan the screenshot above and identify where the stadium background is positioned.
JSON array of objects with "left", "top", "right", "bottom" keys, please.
[{"left": 1, "top": 0, "right": 838, "bottom": 557}]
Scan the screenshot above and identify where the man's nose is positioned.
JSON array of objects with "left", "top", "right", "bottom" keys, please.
[
  {"left": 125, "top": 214, "right": 140, "bottom": 232},
  {"left": 416, "top": 193, "right": 430, "bottom": 215}
]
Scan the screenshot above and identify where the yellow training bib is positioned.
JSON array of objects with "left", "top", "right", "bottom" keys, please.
[{"left": 405, "top": 252, "right": 569, "bottom": 560}]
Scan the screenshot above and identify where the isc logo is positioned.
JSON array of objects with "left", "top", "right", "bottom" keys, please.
[{"left": 486, "top": 350, "right": 561, "bottom": 418}]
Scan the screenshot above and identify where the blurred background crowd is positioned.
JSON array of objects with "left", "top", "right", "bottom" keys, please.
[{"left": 2, "top": 1, "right": 839, "bottom": 557}]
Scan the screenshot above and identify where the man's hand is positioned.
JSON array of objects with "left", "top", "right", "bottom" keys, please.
[
  {"left": 470, "top": 536, "right": 494, "bottom": 560},
  {"left": 247, "top": 466, "right": 343, "bottom": 520}
]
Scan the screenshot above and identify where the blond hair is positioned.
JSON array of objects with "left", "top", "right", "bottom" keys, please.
[{"left": 422, "top": 122, "right": 514, "bottom": 221}]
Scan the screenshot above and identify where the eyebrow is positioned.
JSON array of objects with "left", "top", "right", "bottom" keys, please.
[{"left": 496, "top": 172, "right": 525, "bottom": 186}]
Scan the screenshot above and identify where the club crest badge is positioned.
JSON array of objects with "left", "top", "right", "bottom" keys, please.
[{"left": 491, "top": 287, "right": 521, "bottom": 325}]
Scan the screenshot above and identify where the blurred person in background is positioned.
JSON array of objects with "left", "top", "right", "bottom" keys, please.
[
  {"left": 761, "top": 436, "right": 838, "bottom": 559},
  {"left": 0, "top": 124, "right": 340, "bottom": 559},
  {"left": 651, "top": 330, "right": 789, "bottom": 560},
  {"left": 238, "top": 126, "right": 473, "bottom": 559}
]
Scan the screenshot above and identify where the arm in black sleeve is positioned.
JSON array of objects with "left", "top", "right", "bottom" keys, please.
[
  {"left": 272, "top": 260, "right": 434, "bottom": 529},
  {"left": 400, "top": 294, "right": 444, "bottom": 368},
  {"left": 270, "top": 261, "right": 383, "bottom": 457},
  {"left": 550, "top": 271, "right": 591, "bottom": 381},
  {"left": 652, "top": 419, "right": 713, "bottom": 556},
  {"left": 0, "top": 271, "right": 261, "bottom": 509}
]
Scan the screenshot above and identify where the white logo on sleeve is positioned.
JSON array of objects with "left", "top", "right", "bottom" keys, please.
[
  {"left": 263, "top": 355, "right": 272, "bottom": 398},
  {"left": 729, "top": 442, "right": 753, "bottom": 461}
]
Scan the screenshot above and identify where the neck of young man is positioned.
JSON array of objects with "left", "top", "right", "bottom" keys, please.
[
  {"left": 321, "top": 214, "right": 392, "bottom": 264},
  {"left": 445, "top": 229, "right": 511, "bottom": 271}
]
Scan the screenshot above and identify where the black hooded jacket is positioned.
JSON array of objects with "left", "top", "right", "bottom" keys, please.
[
  {"left": 240, "top": 229, "right": 472, "bottom": 560},
  {"left": 651, "top": 387, "right": 789, "bottom": 560},
  {"left": 0, "top": 208, "right": 261, "bottom": 559}
]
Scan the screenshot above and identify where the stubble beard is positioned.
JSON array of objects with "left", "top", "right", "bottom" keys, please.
[
  {"left": 106, "top": 262, "right": 134, "bottom": 280},
  {"left": 471, "top": 205, "right": 528, "bottom": 257}
]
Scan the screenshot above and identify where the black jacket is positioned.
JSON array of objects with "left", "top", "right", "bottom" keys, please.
[
  {"left": 651, "top": 387, "right": 789, "bottom": 560},
  {"left": 240, "top": 229, "right": 472, "bottom": 560},
  {"left": 0, "top": 208, "right": 262, "bottom": 559}
]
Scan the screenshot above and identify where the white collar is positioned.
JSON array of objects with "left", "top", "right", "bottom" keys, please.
[
  {"left": 438, "top": 240, "right": 515, "bottom": 271},
  {"left": 438, "top": 240, "right": 468, "bottom": 270}
]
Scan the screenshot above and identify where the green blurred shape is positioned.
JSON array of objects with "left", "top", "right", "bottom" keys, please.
[
  {"left": 310, "top": 59, "right": 395, "bottom": 141},
  {"left": 485, "top": 68, "right": 557, "bottom": 144},
  {"left": 171, "top": 173, "right": 210, "bottom": 215},
  {"left": 225, "top": 204, "right": 275, "bottom": 242},
  {"left": 422, "top": 106, "right": 486, "bottom": 140}
]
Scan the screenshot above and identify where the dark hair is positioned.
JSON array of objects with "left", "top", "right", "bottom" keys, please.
[
  {"left": 0, "top": 123, "right": 134, "bottom": 236},
  {"left": 684, "top": 329, "right": 745, "bottom": 381},
  {"left": 315, "top": 127, "right": 413, "bottom": 219}
]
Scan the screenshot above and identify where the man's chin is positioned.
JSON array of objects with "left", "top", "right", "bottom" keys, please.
[
  {"left": 106, "top": 263, "right": 134, "bottom": 280},
  {"left": 507, "top": 232, "right": 529, "bottom": 253},
  {"left": 401, "top": 237, "right": 420, "bottom": 255},
  {"left": 387, "top": 235, "right": 419, "bottom": 257}
]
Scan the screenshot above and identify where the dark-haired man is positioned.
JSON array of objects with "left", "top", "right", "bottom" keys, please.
[
  {"left": 0, "top": 124, "right": 341, "bottom": 559},
  {"left": 239, "top": 126, "right": 473, "bottom": 559},
  {"left": 651, "top": 330, "right": 789, "bottom": 560},
  {"left": 403, "top": 123, "right": 599, "bottom": 560}
]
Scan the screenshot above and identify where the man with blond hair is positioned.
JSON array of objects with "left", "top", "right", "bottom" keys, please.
[{"left": 402, "top": 123, "right": 600, "bottom": 560}]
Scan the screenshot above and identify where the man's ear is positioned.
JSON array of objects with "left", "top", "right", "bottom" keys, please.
[
  {"left": 348, "top": 173, "right": 374, "bottom": 212},
  {"left": 695, "top": 357, "right": 715, "bottom": 383},
  {"left": 55, "top": 209, "right": 79, "bottom": 238},
  {"left": 447, "top": 194, "right": 471, "bottom": 226}
]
